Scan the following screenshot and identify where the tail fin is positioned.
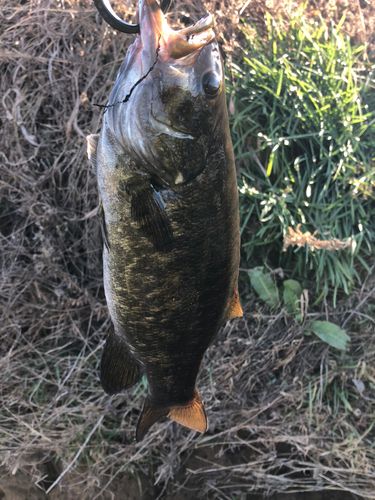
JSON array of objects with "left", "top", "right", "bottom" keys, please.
[
  {"left": 136, "top": 402, "right": 169, "bottom": 442},
  {"left": 168, "top": 391, "right": 207, "bottom": 433},
  {"left": 136, "top": 391, "right": 208, "bottom": 442}
]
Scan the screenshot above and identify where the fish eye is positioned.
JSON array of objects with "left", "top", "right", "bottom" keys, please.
[{"left": 202, "top": 71, "right": 221, "bottom": 98}]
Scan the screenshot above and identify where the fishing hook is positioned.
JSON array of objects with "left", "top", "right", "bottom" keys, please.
[{"left": 93, "top": 0, "right": 172, "bottom": 34}]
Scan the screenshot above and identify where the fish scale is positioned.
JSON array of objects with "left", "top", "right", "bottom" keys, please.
[{"left": 88, "top": 0, "right": 242, "bottom": 441}]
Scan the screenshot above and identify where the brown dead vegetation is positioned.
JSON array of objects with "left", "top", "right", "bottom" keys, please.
[
  {"left": 1, "top": 1, "right": 374, "bottom": 499},
  {"left": 283, "top": 226, "right": 353, "bottom": 252}
]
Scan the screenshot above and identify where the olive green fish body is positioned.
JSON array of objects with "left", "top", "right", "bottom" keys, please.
[
  {"left": 99, "top": 123, "right": 239, "bottom": 408},
  {"left": 89, "top": 0, "right": 241, "bottom": 440}
]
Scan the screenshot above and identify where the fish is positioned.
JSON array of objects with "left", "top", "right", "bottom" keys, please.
[{"left": 87, "top": 0, "right": 242, "bottom": 442}]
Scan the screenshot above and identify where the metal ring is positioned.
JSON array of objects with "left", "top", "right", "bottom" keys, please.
[{"left": 93, "top": 0, "right": 172, "bottom": 34}]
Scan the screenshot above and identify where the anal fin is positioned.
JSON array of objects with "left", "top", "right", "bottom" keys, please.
[
  {"left": 227, "top": 288, "right": 243, "bottom": 320},
  {"left": 100, "top": 330, "right": 141, "bottom": 395}
]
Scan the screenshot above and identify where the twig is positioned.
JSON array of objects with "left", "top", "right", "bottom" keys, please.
[
  {"left": 46, "top": 415, "right": 104, "bottom": 494},
  {"left": 342, "top": 286, "right": 375, "bottom": 328}
]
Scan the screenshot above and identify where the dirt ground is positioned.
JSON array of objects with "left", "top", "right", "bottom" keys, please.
[{"left": 0, "top": 468, "right": 365, "bottom": 499}]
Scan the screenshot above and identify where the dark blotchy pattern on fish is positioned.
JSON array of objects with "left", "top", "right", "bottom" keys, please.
[
  {"left": 90, "top": 0, "right": 241, "bottom": 439},
  {"left": 105, "top": 124, "right": 239, "bottom": 407}
]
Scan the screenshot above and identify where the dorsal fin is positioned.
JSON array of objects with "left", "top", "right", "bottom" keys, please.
[
  {"left": 86, "top": 133, "right": 99, "bottom": 168},
  {"left": 227, "top": 288, "right": 243, "bottom": 320}
]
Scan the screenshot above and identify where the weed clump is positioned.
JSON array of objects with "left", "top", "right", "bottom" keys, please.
[{"left": 229, "top": 15, "right": 375, "bottom": 302}]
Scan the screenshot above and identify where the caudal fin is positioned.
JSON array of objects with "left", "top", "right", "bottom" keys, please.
[
  {"left": 227, "top": 288, "right": 243, "bottom": 320},
  {"left": 136, "top": 402, "right": 169, "bottom": 442},
  {"left": 136, "top": 391, "right": 208, "bottom": 442},
  {"left": 168, "top": 391, "right": 207, "bottom": 433}
]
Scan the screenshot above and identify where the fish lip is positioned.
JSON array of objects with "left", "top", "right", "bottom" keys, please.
[
  {"left": 150, "top": 112, "right": 195, "bottom": 140},
  {"left": 178, "top": 14, "right": 215, "bottom": 37},
  {"left": 140, "top": 0, "right": 216, "bottom": 60}
]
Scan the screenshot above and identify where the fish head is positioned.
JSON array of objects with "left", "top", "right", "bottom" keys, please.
[
  {"left": 107, "top": 0, "right": 227, "bottom": 186},
  {"left": 150, "top": 28, "right": 224, "bottom": 139}
]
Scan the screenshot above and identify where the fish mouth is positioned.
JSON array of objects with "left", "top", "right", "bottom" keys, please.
[
  {"left": 164, "top": 14, "right": 216, "bottom": 60},
  {"left": 150, "top": 112, "right": 194, "bottom": 140},
  {"left": 140, "top": 0, "right": 216, "bottom": 60}
]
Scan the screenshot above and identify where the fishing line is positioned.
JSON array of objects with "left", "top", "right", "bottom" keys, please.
[{"left": 93, "top": 35, "right": 162, "bottom": 112}]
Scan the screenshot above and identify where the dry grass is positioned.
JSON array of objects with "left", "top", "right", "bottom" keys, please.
[
  {"left": 283, "top": 226, "right": 353, "bottom": 252},
  {"left": 1, "top": 1, "right": 374, "bottom": 499}
]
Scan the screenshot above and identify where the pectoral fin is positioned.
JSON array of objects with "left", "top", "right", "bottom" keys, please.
[
  {"left": 125, "top": 177, "right": 173, "bottom": 252},
  {"left": 136, "top": 391, "right": 207, "bottom": 442},
  {"left": 100, "top": 330, "right": 141, "bottom": 395},
  {"left": 227, "top": 289, "right": 243, "bottom": 320}
]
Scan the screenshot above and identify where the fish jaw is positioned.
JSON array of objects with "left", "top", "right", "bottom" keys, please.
[
  {"left": 105, "top": 46, "right": 225, "bottom": 189},
  {"left": 139, "top": 0, "right": 216, "bottom": 63}
]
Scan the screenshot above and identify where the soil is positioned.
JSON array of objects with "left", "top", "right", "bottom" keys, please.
[{"left": 0, "top": 469, "right": 364, "bottom": 500}]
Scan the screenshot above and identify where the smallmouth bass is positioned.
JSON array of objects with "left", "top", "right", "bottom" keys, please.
[{"left": 87, "top": 0, "right": 242, "bottom": 441}]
